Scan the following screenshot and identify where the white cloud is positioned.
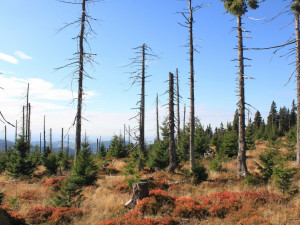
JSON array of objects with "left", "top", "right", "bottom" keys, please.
[
  {"left": 14, "top": 51, "right": 32, "bottom": 60},
  {"left": 0, "top": 52, "right": 18, "bottom": 64}
]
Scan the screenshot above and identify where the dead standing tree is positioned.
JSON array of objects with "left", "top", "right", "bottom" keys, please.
[
  {"left": 175, "top": 68, "right": 181, "bottom": 149},
  {"left": 127, "top": 44, "right": 157, "bottom": 170},
  {"left": 168, "top": 72, "right": 177, "bottom": 174},
  {"left": 178, "top": 0, "right": 207, "bottom": 171},
  {"left": 220, "top": 0, "right": 260, "bottom": 177},
  {"left": 56, "top": 0, "right": 101, "bottom": 162}
]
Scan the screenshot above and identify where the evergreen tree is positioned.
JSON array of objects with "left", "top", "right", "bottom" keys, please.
[
  {"left": 253, "top": 111, "right": 262, "bottom": 131},
  {"left": 267, "top": 101, "right": 279, "bottom": 129},
  {"left": 204, "top": 124, "right": 213, "bottom": 139},
  {"left": 98, "top": 141, "right": 106, "bottom": 158},
  {"left": 29, "top": 145, "right": 43, "bottom": 167},
  {"left": 6, "top": 135, "right": 35, "bottom": 178},
  {"left": 194, "top": 120, "right": 209, "bottom": 158},
  {"left": 147, "top": 118, "right": 169, "bottom": 169},
  {"left": 71, "top": 141, "right": 98, "bottom": 186},
  {"left": 232, "top": 109, "right": 239, "bottom": 133},
  {"left": 106, "top": 135, "right": 126, "bottom": 158},
  {"left": 218, "top": 130, "right": 238, "bottom": 158},
  {"left": 290, "top": 99, "right": 297, "bottom": 128},
  {"left": 278, "top": 106, "right": 290, "bottom": 134},
  {"left": 44, "top": 151, "right": 58, "bottom": 175}
]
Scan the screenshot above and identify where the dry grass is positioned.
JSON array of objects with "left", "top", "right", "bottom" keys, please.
[{"left": 74, "top": 176, "right": 131, "bottom": 225}]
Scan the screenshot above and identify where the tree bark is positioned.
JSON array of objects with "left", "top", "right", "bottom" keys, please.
[
  {"left": 189, "top": 0, "right": 195, "bottom": 171},
  {"left": 22, "top": 106, "right": 25, "bottom": 136},
  {"left": 168, "top": 72, "right": 177, "bottom": 173},
  {"left": 40, "top": 133, "right": 42, "bottom": 153},
  {"left": 156, "top": 93, "right": 160, "bottom": 141},
  {"left": 183, "top": 104, "right": 186, "bottom": 134},
  {"left": 61, "top": 128, "right": 64, "bottom": 151},
  {"left": 176, "top": 68, "right": 180, "bottom": 148},
  {"left": 28, "top": 103, "right": 31, "bottom": 147},
  {"left": 50, "top": 128, "right": 52, "bottom": 150},
  {"left": 138, "top": 44, "right": 146, "bottom": 170},
  {"left": 296, "top": 13, "right": 300, "bottom": 166},
  {"left": 237, "top": 16, "right": 248, "bottom": 177},
  {"left": 44, "top": 116, "right": 46, "bottom": 153},
  {"left": 26, "top": 83, "right": 29, "bottom": 142},
  {"left": 75, "top": 0, "right": 86, "bottom": 162},
  {"left": 4, "top": 125, "right": 7, "bottom": 153},
  {"left": 125, "top": 182, "right": 149, "bottom": 209},
  {"left": 15, "top": 120, "right": 17, "bottom": 144}
]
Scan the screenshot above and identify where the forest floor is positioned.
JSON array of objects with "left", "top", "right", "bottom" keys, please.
[{"left": 0, "top": 140, "right": 299, "bottom": 225}]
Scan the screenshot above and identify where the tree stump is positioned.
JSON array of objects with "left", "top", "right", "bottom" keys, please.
[{"left": 125, "top": 182, "right": 149, "bottom": 209}]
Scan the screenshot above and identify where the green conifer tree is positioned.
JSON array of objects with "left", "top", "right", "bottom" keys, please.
[{"left": 6, "top": 135, "right": 35, "bottom": 178}]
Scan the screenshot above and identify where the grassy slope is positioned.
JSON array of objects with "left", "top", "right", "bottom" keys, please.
[{"left": 0, "top": 139, "right": 299, "bottom": 225}]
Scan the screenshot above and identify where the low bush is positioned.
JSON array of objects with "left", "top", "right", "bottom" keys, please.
[{"left": 26, "top": 205, "right": 82, "bottom": 225}]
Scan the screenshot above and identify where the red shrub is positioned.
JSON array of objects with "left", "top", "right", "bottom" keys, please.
[
  {"left": 237, "top": 215, "right": 271, "bottom": 225},
  {"left": 26, "top": 205, "right": 82, "bottom": 224},
  {"left": 43, "top": 177, "right": 65, "bottom": 191},
  {"left": 19, "top": 191, "right": 37, "bottom": 202},
  {"left": 168, "top": 184, "right": 181, "bottom": 191},
  {"left": 26, "top": 205, "right": 53, "bottom": 224},
  {"left": 173, "top": 197, "right": 208, "bottom": 219},
  {"left": 115, "top": 183, "right": 129, "bottom": 193},
  {"left": 136, "top": 190, "right": 175, "bottom": 215},
  {"left": 148, "top": 180, "right": 170, "bottom": 190},
  {"left": 50, "top": 207, "right": 83, "bottom": 224}
]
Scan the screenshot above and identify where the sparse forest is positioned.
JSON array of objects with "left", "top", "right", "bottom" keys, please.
[{"left": 0, "top": 0, "right": 299, "bottom": 225}]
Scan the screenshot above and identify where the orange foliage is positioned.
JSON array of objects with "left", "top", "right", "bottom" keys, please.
[
  {"left": 19, "top": 191, "right": 37, "bottom": 202},
  {"left": 115, "top": 183, "right": 129, "bottom": 193},
  {"left": 26, "top": 205, "right": 82, "bottom": 225},
  {"left": 43, "top": 177, "right": 65, "bottom": 191}
]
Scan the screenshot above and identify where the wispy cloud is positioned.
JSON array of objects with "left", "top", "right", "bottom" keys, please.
[
  {"left": 14, "top": 51, "right": 32, "bottom": 60},
  {"left": 0, "top": 52, "right": 18, "bottom": 64}
]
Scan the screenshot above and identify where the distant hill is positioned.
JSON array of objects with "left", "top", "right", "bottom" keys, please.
[
  {"left": 30, "top": 140, "right": 111, "bottom": 155},
  {"left": 0, "top": 139, "right": 15, "bottom": 151}
]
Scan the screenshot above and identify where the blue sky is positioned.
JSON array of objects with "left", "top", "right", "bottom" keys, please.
[{"left": 0, "top": 0, "right": 296, "bottom": 143}]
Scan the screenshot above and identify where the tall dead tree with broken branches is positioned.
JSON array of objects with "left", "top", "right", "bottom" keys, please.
[
  {"left": 220, "top": 0, "right": 260, "bottom": 177},
  {"left": 56, "top": 0, "right": 100, "bottom": 162},
  {"left": 178, "top": 0, "right": 207, "bottom": 171},
  {"left": 168, "top": 72, "right": 177, "bottom": 174},
  {"left": 156, "top": 93, "right": 160, "bottom": 142},
  {"left": 176, "top": 68, "right": 181, "bottom": 148},
  {"left": 127, "top": 44, "right": 157, "bottom": 170}
]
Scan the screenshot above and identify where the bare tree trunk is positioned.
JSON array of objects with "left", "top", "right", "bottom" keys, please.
[
  {"left": 189, "top": 0, "right": 195, "bottom": 171},
  {"left": 176, "top": 68, "right": 180, "bottom": 148},
  {"left": 26, "top": 84, "right": 29, "bottom": 142},
  {"left": 138, "top": 44, "right": 146, "bottom": 170},
  {"left": 4, "top": 125, "right": 7, "bottom": 153},
  {"left": 183, "top": 104, "right": 186, "bottom": 134},
  {"left": 128, "top": 125, "right": 131, "bottom": 144},
  {"left": 96, "top": 138, "right": 99, "bottom": 153},
  {"left": 156, "top": 93, "right": 160, "bottom": 142},
  {"left": 15, "top": 120, "right": 17, "bottom": 144},
  {"left": 237, "top": 16, "right": 248, "bottom": 177},
  {"left": 28, "top": 103, "right": 31, "bottom": 147},
  {"left": 40, "top": 133, "right": 42, "bottom": 153},
  {"left": 67, "top": 135, "right": 70, "bottom": 157},
  {"left": 23, "top": 106, "right": 25, "bottom": 136},
  {"left": 44, "top": 116, "right": 46, "bottom": 153},
  {"left": 168, "top": 72, "right": 177, "bottom": 174},
  {"left": 50, "top": 128, "right": 52, "bottom": 150},
  {"left": 75, "top": 0, "right": 86, "bottom": 163},
  {"left": 124, "top": 124, "right": 126, "bottom": 149},
  {"left": 296, "top": 13, "right": 300, "bottom": 166},
  {"left": 61, "top": 128, "right": 64, "bottom": 151}
]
